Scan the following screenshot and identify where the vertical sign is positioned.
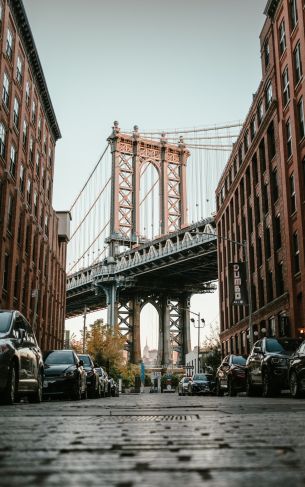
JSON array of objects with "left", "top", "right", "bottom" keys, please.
[{"left": 229, "top": 262, "right": 248, "bottom": 305}]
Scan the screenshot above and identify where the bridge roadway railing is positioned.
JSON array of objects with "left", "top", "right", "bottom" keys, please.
[{"left": 66, "top": 223, "right": 216, "bottom": 292}]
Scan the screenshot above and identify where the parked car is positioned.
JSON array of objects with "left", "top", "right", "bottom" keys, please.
[
  {"left": 161, "top": 374, "right": 177, "bottom": 393},
  {"left": 216, "top": 354, "right": 247, "bottom": 396},
  {"left": 78, "top": 354, "right": 101, "bottom": 398},
  {"left": 43, "top": 350, "right": 87, "bottom": 400},
  {"left": 178, "top": 376, "right": 191, "bottom": 396},
  {"left": 108, "top": 378, "right": 119, "bottom": 397},
  {"left": 188, "top": 373, "right": 215, "bottom": 395},
  {"left": 288, "top": 340, "right": 305, "bottom": 398},
  {"left": 95, "top": 367, "right": 109, "bottom": 397},
  {"left": 0, "top": 310, "right": 44, "bottom": 404},
  {"left": 246, "top": 337, "right": 301, "bottom": 397}
]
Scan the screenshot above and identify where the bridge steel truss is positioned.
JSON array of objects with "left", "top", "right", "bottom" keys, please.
[{"left": 66, "top": 219, "right": 217, "bottom": 366}]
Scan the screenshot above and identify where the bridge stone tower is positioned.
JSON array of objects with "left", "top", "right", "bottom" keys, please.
[{"left": 103, "top": 122, "right": 192, "bottom": 365}]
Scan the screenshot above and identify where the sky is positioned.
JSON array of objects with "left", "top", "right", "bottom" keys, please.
[{"left": 23, "top": 0, "right": 267, "bottom": 353}]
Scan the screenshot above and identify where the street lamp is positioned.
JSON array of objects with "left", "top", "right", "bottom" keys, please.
[{"left": 190, "top": 312, "right": 206, "bottom": 373}]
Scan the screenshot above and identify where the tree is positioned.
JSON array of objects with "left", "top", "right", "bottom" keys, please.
[{"left": 85, "top": 319, "right": 139, "bottom": 388}]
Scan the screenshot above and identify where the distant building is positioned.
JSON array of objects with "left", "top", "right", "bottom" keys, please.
[
  {"left": 0, "top": 0, "right": 70, "bottom": 350},
  {"left": 216, "top": 0, "right": 305, "bottom": 355},
  {"left": 142, "top": 339, "right": 158, "bottom": 366}
]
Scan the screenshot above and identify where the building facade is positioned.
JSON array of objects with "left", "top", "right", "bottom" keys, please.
[
  {"left": 0, "top": 0, "right": 69, "bottom": 350},
  {"left": 216, "top": 0, "right": 305, "bottom": 356}
]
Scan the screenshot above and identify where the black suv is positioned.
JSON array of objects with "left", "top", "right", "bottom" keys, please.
[
  {"left": 78, "top": 354, "right": 101, "bottom": 398},
  {"left": 246, "top": 337, "right": 300, "bottom": 397},
  {"left": 288, "top": 340, "right": 305, "bottom": 398},
  {"left": 0, "top": 310, "right": 44, "bottom": 404}
]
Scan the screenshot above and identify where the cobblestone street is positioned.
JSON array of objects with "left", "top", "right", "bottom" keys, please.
[{"left": 0, "top": 393, "right": 304, "bottom": 486}]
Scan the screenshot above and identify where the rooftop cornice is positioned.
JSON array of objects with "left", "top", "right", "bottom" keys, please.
[
  {"left": 264, "top": 0, "right": 280, "bottom": 18},
  {"left": 9, "top": 0, "right": 61, "bottom": 141}
]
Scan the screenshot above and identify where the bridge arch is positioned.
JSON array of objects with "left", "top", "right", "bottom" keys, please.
[{"left": 140, "top": 301, "right": 160, "bottom": 365}]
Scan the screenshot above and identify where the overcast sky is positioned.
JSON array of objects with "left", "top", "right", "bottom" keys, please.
[{"left": 23, "top": 0, "right": 267, "bottom": 351}]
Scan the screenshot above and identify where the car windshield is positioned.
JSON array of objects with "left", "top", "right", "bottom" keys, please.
[
  {"left": 193, "top": 374, "right": 208, "bottom": 381},
  {"left": 78, "top": 355, "right": 91, "bottom": 366},
  {"left": 183, "top": 377, "right": 190, "bottom": 383},
  {"left": 232, "top": 356, "right": 247, "bottom": 365},
  {"left": 265, "top": 338, "right": 300, "bottom": 353},
  {"left": 0, "top": 311, "right": 12, "bottom": 333},
  {"left": 44, "top": 351, "right": 75, "bottom": 365}
]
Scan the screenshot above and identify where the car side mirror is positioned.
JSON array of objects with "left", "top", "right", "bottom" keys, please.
[
  {"left": 253, "top": 347, "right": 262, "bottom": 354},
  {"left": 78, "top": 360, "right": 84, "bottom": 367},
  {"left": 18, "top": 328, "right": 26, "bottom": 344}
]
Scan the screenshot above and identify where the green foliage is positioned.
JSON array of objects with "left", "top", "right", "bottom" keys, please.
[{"left": 161, "top": 373, "right": 179, "bottom": 387}]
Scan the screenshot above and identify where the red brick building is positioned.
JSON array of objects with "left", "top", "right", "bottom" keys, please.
[
  {"left": 216, "top": 0, "right": 305, "bottom": 356},
  {"left": 0, "top": 0, "right": 70, "bottom": 350}
]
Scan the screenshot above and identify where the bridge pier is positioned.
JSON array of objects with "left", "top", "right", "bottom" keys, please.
[{"left": 99, "top": 282, "right": 119, "bottom": 329}]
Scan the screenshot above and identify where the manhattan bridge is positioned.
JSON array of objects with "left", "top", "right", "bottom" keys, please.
[{"left": 65, "top": 121, "right": 241, "bottom": 365}]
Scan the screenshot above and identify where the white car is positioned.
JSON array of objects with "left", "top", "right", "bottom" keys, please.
[{"left": 178, "top": 376, "right": 191, "bottom": 396}]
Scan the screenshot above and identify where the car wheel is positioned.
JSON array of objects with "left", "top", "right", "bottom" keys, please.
[
  {"left": 228, "top": 378, "right": 236, "bottom": 397},
  {"left": 290, "top": 371, "right": 303, "bottom": 399},
  {"left": 216, "top": 380, "right": 224, "bottom": 397},
  {"left": 262, "top": 371, "right": 276, "bottom": 398},
  {"left": 29, "top": 373, "right": 43, "bottom": 403},
  {"left": 72, "top": 377, "right": 82, "bottom": 401},
  {"left": 246, "top": 373, "right": 256, "bottom": 397},
  {"left": 1, "top": 365, "right": 17, "bottom": 405}
]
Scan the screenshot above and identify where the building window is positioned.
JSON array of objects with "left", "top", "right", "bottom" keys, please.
[
  {"left": 33, "top": 191, "right": 38, "bottom": 218},
  {"left": 22, "top": 120, "right": 28, "bottom": 147},
  {"left": 25, "top": 81, "right": 30, "bottom": 106},
  {"left": 0, "top": 122, "right": 6, "bottom": 158},
  {"left": 38, "top": 117, "right": 42, "bottom": 140},
  {"left": 290, "top": 0, "right": 298, "bottom": 30},
  {"left": 279, "top": 20, "right": 286, "bottom": 55},
  {"left": 36, "top": 152, "right": 40, "bottom": 177},
  {"left": 297, "top": 98, "right": 305, "bottom": 139},
  {"left": 31, "top": 100, "right": 36, "bottom": 125},
  {"left": 259, "top": 139, "right": 266, "bottom": 173},
  {"left": 29, "top": 137, "right": 34, "bottom": 165},
  {"left": 7, "top": 193, "right": 14, "bottom": 233},
  {"left": 271, "top": 168, "right": 279, "bottom": 202},
  {"left": 290, "top": 173, "right": 296, "bottom": 213},
  {"left": 252, "top": 154, "right": 258, "bottom": 185},
  {"left": 257, "top": 237, "right": 263, "bottom": 266},
  {"left": 267, "top": 270, "right": 273, "bottom": 301},
  {"left": 267, "top": 121, "right": 276, "bottom": 160},
  {"left": 254, "top": 194, "right": 260, "bottom": 224},
  {"left": 275, "top": 215, "right": 282, "bottom": 250},
  {"left": 250, "top": 118, "right": 256, "bottom": 141},
  {"left": 264, "top": 41, "right": 270, "bottom": 68},
  {"left": 14, "top": 263, "right": 19, "bottom": 299},
  {"left": 293, "top": 232, "right": 300, "bottom": 273},
  {"left": 265, "top": 227, "right": 271, "bottom": 258},
  {"left": 47, "top": 179, "right": 51, "bottom": 201},
  {"left": 286, "top": 120, "right": 292, "bottom": 159},
  {"left": 45, "top": 214, "right": 49, "bottom": 236},
  {"left": 3, "top": 253, "right": 9, "bottom": 291},
  {"left": 282, "top": 66, "right": 290, "bottom": 106},
  {"left": 263, "top": 184, "right": 269, "bottom": 214},
  {"left": 244, "top": 131, "right": 249, "bottom": 153},
  {"left": 294, "top": 42, "right": 302, "bottom": 85},
  {"left": 276, "top": 262, "right": 284, "bottom": 296},
  {"left": 265, "top": 81, "right": 272, "bottom": 109},
  {"left": 238, "top": 145, "right": 243, "bottom": 166},
  {"left": 13, "top": 97, "right": 20, "bottom": 128},
  {"left": 16, "top": 56, "right": 23, "bottom": 85},
  {"left": 9, "top": 144, "right": 16, "bottom": 177},
  {"left": 27, "top": 178, "right": 32, "bottom": 206},
  {"left": 43, "top": 134, "right": 47, "bottom": 154},
  {"left": 17, "top": 212, "right": 23, "bottom": 245},
  {"left": 2, "top": 72, "right": 10, "bottom": 108},
  {"left": 19, "top": 164, "right": 24, "bottom": 193},
  {"left": 257, "top": 100, "right": 264, "bottom": 125},
  {"left": 0, "top": 2, "right": 3, "bottom": 31},
  {"left": 25, "top": 224, "right": 30, "bottom": 255},
  {"left": 6, "top": 29, "right": 13, "bottom": 60},
  {"left": 48, "top": 147, "right": 53, "bottom": 166}
]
